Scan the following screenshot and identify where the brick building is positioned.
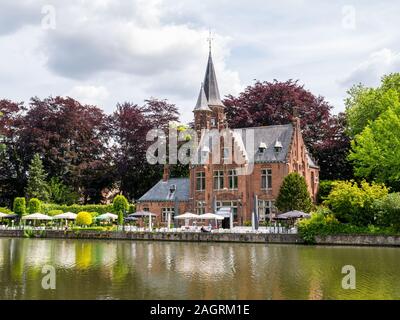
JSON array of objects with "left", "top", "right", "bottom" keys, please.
[{"left": 137, "top": 50, "right": 319, "bottom": 226}]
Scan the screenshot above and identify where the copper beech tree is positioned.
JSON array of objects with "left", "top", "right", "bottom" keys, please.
[{"left": 223, "top": 80, "right": 352, "bottom": 180}]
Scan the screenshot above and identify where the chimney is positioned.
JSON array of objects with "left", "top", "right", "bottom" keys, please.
[{"left": 162, "top": 164, "right": 170, "bottom": 181}]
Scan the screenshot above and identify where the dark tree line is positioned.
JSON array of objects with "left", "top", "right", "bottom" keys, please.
[{"left": 0, "top": 96, "right": 178, "bottom": 206}]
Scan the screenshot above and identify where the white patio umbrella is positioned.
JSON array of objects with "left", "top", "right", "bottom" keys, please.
[
  {"left": 174, "top": 212, "right": 199, "bottom": 227},
  {"left": 22, "top": 213, "right": 53, "bottom": 220},
  {"left": 174, "top": 212, "right": 200, "bottom": 219},
  {"left": 0, "top": 212, "right": 10, "bottom": 219},
  {"left": 96, "top": 212, "right": 118, "bottom": 221},
  {"left": 199, "top": 212, "right": 224, "bottom": 229},
  {"left": 198, "top": 213, "right": 224, "bottom": 220},
  {"left": 53, "top": 212, "right": 77, "bottom": 220}
]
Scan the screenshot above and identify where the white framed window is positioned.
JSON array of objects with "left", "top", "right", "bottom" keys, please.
[
  {"left": 213, "top": 170, "right": 224, "bottom": 190},
  {"left": 196, "top": 201, "right": 206, "bottom": 215},
  {"left": 211, "top": 118, "right": 216, "bottom": 127},
  {"left": 228, "top": 169, "right": 238, "bottom": 190},
  {"left": 223, "top": 147, "right": 230, "bottom": 161},
  {"left": 261, "top": 168, "right": 272, "bottom": 190},
  {"left": 162, "top": 207, "right": 174, "bottom": 222},
  {"left": 258, "top": 200, "right": 273, "bottom": 221},
  {"left": 196, "top": 171, "right": 205, "bottom": 191}
]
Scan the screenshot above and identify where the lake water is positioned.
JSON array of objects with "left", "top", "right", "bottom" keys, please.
[{"left": 0, "top": 237, "right": 399, "bottom": 299}]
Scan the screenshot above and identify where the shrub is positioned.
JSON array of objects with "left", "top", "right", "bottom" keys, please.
[
  {"left": 76, "top": 212, "right": 93, "bottom": 226},
  {"left": 13, "top": 197, "right": 26, "bottom": 217},
  {"left": 324, "top": 180, "right": 388, "bottom": 226},
  {"left": 128, "top": 204, "right": 136, "bottom": 214},
  {"left": 243, "top": 220, "right": 252, "bottom": 227},
  {"left": 0, "top": 207, "right": 12, "bottom": 214},
  {"left": 42, "top": 203, "right": 114, "bottom": 215},
  {"left": 276, "top": 172, "right": 312, "bottom": 212},
  {"left": 298, "top": 210, "right": 339, "bottom": 244},
  {"left": 28, "top": 198, "right": 42, "bottom": 214},
  {"left": 47, "top": 209, "right": 64, "bottom": 217},
  {"left": 113, "top": 195, "right": 129, "bottom": 225},
  {"left": 374, "top": 193, "right": 400, "bottom": 231},
  {"left": 317, "top": 180, "right": 335, "bottom": 204}
]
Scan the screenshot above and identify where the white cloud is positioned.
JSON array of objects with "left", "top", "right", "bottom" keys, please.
[
  {"left": 67, "top": 85, "right": 110, "bottom": 107},
  {"left": 339, "top": 49, "right": 400, "bottom": 87}
]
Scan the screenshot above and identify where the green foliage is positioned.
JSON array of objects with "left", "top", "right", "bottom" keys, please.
[
  {"left": 28, "top": 198, "right": 42, "bottom": 214},
  {"left": 13, "top": 197, "right": 26, "bottom": 217},
  {"left": 243, "top": 220, "right": 252, "bottom": 227},
  {"left": 345, "top": 73, "right": 400, "bottom": 137},
  {"left": 26, "top": 154, "right": 49, "bottom": 201},
  {"left": 42, "top": 203, "right": 114, "bottom": 215},
  {"left": 0, "top": 207, "right": 12, "bottom": 214},
  {"left": 298, "top": 209, "right": 397, "bottom": 244},
  {"left": 317, "top": 180, "right": 335, "bottom": 204},
  {"left": 298, "top": 210, "right": 339, "bottom": 244},
  {"left": 374, "top": 193, "right": 400, "bottom": 231},
  {"left": 113, "top": 195, "right": 128, "bottom": 212},
  {"left": 348, "top": 101, "right": 400, "bottom": 190},
  {"left": 324, "top": 180, "right": 388, "bottom": 226},
  {"left": 113, "top": 195, "right": 128, "bottom": 225},
  {"left": 128, "top": 204, "right": 136, "bottom": 214},
  {"left": 48, "top": 177, "right": 79, "bottom": 205},
  {"left": 47, "top": 209, "right": 63, "bottom": 217},
  {"left": 76, "top": 212, "right": 93, "bottom": 226},
  {"left": 276, "top": 173, "right": 312, "bottom": 212}
]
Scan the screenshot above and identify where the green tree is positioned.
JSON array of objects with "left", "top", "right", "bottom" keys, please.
[
  {"left": 48, "top": 177, "right": 79, "bottom": 205},
  {"left": 345, "top": 73, "right": 400, "bottom": 137},
  {"left": 348, "top": 101, "right": 400, "bottom": 190},
  {"left": 113, "top": 195, "right": 128, "bottom": 225},
  {"left": 324, "top": 180, "right": 388, "bottom": 226},
  {"left": 28, "top": 198, "right": 42, "bottom": 214},
  {"left": 26, "top": 154, "right": 49, "bottom": 201},
  {"left": 374, "top": 193, "right": 400, "bottom": 231},
  {"left": 76, "top": 211, "right": 93, "bottom": 226},
  {"left": 276, "top": 173, "right": 312, "bottom": 212},
  {"left": 13, "top": 197, "right": 26, "bottom": 217}
]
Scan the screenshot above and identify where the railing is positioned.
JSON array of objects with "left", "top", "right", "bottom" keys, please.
[{"left": 0, "top": 224, "right": 297, "bottom": 234}]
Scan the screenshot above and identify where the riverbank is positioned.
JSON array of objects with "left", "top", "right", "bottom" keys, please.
[{"left": 1, "top": 229, "right": 400, "bottom": 246}]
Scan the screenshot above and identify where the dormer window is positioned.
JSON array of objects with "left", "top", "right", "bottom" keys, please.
[
  {"left": 258, "top": 142, "right": 267, "bottom": 153},
  {"left": 169, "top": 184, "right": 176, "bottom": 194},
  {"left": 274, "top": 140, "right": 283, "bottom": 153}
]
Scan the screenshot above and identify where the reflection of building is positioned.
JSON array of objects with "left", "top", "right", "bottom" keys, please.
[{"left": 137, "top": 49, "right": 319, "bottom": 225}]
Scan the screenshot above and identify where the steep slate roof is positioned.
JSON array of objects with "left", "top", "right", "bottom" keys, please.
[
  {"left": 203, "top": 52, "right": 223, "bottom": 106},
  {"left": 193, "top": 83, "right": 212, "bottom": 112},
  {"left": 238, "top": 124, "right": 294, "bottom": 163},
  {"left": 138, "top": 178, "right": 190, "bottom": 202}
]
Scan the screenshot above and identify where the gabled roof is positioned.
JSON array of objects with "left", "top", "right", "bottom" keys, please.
[
  {"left": 193, "top": 83, "right": 212, "bottom": 112},
  {"left": 241, "top": 124, "right": 293, "bottom": 163},
  {"left": 203, "top": 52, "right": 223, "bottom": 107},
  {"left": 138, "top": 178, "right": 190, "bottom": 202},
  {"left": 192, "top": 124, "right": 293, "bottom": 165}
]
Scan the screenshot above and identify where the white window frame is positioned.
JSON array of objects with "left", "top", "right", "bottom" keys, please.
[
  {"left": 261, "top": 168, "right": 272, "bottom": 190},
  {"left": 228, "top": 169, "right": 238, "bottom": 190},
  {"left": 213, "top": 170, "right": 224, "bottom": 190},
  {"left": 162, "top": 207, "right": 174, "bottom": 222},
  {"left": 196, "top": 171, "right": 205, "bottom": 191}
]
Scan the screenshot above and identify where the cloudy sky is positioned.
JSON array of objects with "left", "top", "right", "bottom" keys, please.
[{"left": 1, "top": 0, "right": 400, "bottom": 122}]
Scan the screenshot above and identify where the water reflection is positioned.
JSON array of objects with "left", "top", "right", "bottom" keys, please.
[{"left": 0, "top": 238, "right": 400, "bottom": 299}]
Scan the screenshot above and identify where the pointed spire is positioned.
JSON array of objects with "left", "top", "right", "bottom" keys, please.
[
  {"left": 203, "top": 51, "right": 223, "bottom": 107},
  {"left": 193, "top": 83, "right": 211, "bottom": 112}
]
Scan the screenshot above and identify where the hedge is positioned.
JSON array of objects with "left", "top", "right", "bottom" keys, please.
[{"left": 42, "top": 203, "right": 115, "bottom": 215}]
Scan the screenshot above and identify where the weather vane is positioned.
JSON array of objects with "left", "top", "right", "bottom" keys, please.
[{"left": 207, "top": 30, "right": 213, "bottom": 52}]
